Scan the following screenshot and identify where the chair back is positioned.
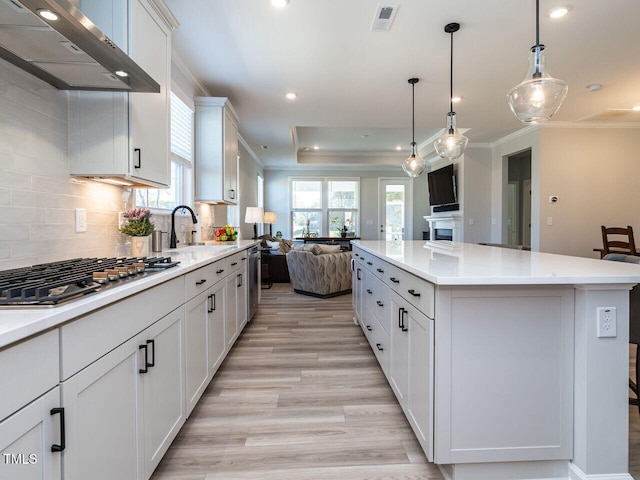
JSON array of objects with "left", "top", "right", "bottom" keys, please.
[
  {"left": 600, "top": 225, "right": 637, "bottom": 258},
  {"left": 603, "top": 253, "right": 640, "bottom": 344}
]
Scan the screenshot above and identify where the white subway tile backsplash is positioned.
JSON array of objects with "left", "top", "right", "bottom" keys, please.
[{"left": 0, "top": 59, "right": 126, "bottom": 269}]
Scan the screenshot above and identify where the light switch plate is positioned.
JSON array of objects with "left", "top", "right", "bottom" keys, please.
[{"left": 75, "top": 208, "right": 87, "bottom": 233}]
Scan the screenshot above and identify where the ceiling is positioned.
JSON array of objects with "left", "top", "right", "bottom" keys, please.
[{"left": 165, "top": 0, "right": 640, "bottom": 170}]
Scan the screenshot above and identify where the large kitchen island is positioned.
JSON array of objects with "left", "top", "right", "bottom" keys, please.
[{"left": 352, "top": 240, "right": 640, "bottom": 480}]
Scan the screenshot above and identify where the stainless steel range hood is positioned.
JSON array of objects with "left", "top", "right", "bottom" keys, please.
[{"left": 0, "top": 0, "right": 160, "bottom": 92}]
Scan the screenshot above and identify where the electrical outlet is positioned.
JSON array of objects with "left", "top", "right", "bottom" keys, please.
[
  {"left": 75, "top": 208, "right": 87, "bottom": 233},
  {"left": 597, "top": 306, "right": 617, "bottom": 338}
]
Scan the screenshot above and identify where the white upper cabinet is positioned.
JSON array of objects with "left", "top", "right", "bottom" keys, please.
[
  {"left": 68, "top": 0, "right": 176, "bottom": 187},
  {"left": 194, "top": 97, "right": 240, "bottom": 204}
]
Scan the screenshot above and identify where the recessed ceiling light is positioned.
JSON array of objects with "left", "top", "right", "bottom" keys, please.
[
  {"left": 285, "top": 92, "right": 297, "bottom": 100},
  {"left": 313, "top": 145, "right": 319, "bottom": 150},
  {"left": 451, "top": 96, "right": 462, "bottom": 103},
  {"left": 261, "top": 145, "right": 269, "bottom": 149},
  {"left": 114, "top": 70, "right": 129, "bottom": 78},
  {"left": 395, "top": 145, "right": 402, "bottom": 151},
  {"left": 548, "top": 6, "right": 570, "bottom": 18},
  {"left": 271, "top": 0, "right": 289, "bottom": 8},
  {"left": 362, "top": 134, "right": 369, "bottom": 139},
  {"left": 633, "top": 106, "right": 640, "bottom": 112},
  {"left": 37, "top": 9, "right": 59, "bottom": 21},
  {"left": 586, "top": 83, "right": 603, "bottom": 91}
]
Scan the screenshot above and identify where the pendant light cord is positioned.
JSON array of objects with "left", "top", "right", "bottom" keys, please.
[
  {"left": 535, "top": 0, "right": 540, "bottom": 47},
  {"left": 412, "top": 80, "right": 415, "bottom": 149},
  {"left": 449, "top": 29, "right": 454, "bottom": 115}
]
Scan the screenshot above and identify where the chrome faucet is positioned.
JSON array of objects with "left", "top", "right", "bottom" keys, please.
[{"left": 169, "top": 205, "right": 198, "bottom": 249}]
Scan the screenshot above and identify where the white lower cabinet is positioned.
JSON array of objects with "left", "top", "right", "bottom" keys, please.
[
  {"left": 185, "top": 277, "right": 227, "bottom": 415},
  {"left": 0, "top": 388, "right": 62, "bottom": 480},
  {"left": 225, "top": 269, "right": 247, "bottom": 349},
  {"left": 62, "top": 308, "right": 185, "bottom": 480}
]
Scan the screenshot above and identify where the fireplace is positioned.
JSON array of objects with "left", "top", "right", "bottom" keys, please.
[{"left": 424, "top": 215, "right": 462, "bottom": 242}]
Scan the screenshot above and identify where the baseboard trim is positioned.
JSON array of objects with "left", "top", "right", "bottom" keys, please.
[
  {"left": 568, "top": 463, "right": 634, "bottom": 480},
  {"left": 293, "top": 288, "right": 351, "bottom": 299}
]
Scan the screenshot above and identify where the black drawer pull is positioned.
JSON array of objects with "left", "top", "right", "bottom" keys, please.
[
  {"left": 390, "top": 277, "right": 400, "bottom": 283},
  {"left": 237, "top": 273, "right": 242, "bottom": 288},
  {"left": 231, "top": 262, "right": 238, "bottom": 266},
  {"left": 366, "top": 325, "right": 372, "bottom": 331},
  {"left": 50, "top": 407, "right": 65, "bottom": 452},
  {"left": 196, "top": 279, "right": 207, "bottom": 285},
  {"left": 216, "top": 269, "right": 225, "bottom": 274},
  {"left": 376, "top": 268, "right": 384, "bottom": 273},
  {"left": 408, "top": 289, "right": 421, "bottom": 297},
  {"left": 401, "top": 309, "right": 408, "bottom": 332},
  {"left": 208, "top": 293, "right": 216, "bottom": 312},
  {"left": 376, "top": 300, "right": 384, "bottom": 307},
  {"left": 134, "top": 148, "right": 141, "bottom": 168},
  {"left": 354, "top": 253, "right": 359, "bottom": 257},
  {"left": 366, "top": 289, "right": 372, "bottom": 294},
  {"left": 367, "top": 261, "right": 373, "bottom": 266},
  {"left": 357, "top": 269, "right": 361, "bottom": 280},
  {"left": 376, "top": 343, "right": 384, "bottom": 351}
]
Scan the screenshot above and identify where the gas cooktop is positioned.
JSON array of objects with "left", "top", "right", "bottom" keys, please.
[{"left": 0, "top": 256, "right": 180, "bottom": 307}]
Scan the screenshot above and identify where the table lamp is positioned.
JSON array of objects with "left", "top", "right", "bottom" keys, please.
[
  {"left": 244, "top": 207, "right": 264, "bottom": 240},
  {"left": 263, "top": 211, "right": 277, "bottom": 236}
]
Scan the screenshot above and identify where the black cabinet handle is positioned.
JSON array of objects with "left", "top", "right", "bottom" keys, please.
[
  {"left": 390, "top": 277, "right": 400, "bottom": 283},
  {"left": 50, "top": 407, "right": 65, "bottom": 452},
  {"left": 216, "top": 269, "right": 225, "bottom": 274},
  {"left": 367, "top": 261, "right": 373, "bottom": 266},
  {"left": 398, "top": 307, "right": 405, "bottom": 329},
  {"left": 196, "top": 279, "right": 207, "bottom": 285},
  {"left": 237, "top": 273, "right": 242, "bottom": 288},
  {"left": 366, "top": 289, "right": 372, "bottom": 294},
  {"left": 208, "top": 293, "right": 216, "bottom": 312},
  {"left": 146, "top": 339, "right": 155, "bottom": 368},
  {"left": 230, "top": 189, "right": 236, "bottom": 199},
  {"left": 357, "top": 268, "right": 361, "bottom": 280},
  {"left": 231, "top": 262, "right": 238, "bottom": 266},
  {"left": 134, "top": 148, "right": 141, "bottom": 168},
  {"left": 366, "top": 325, "right": 372, "bottom": 331},
  {"left": 354, "top": 253, "right": 359, "bottom": 257},
  {"left": 241, "top": 257, "right": 247, "bottom": 261},
  {"left": 376, "top": 343, "right": 384, "bottom": 351},
  {"left": 139, "top": 344, "right": 148, "bottom": 374},
  {"left": 376, "top": 300, "right": 384, "bottom": 307},
  {"left": 376, "top": 268, "right": 384, "bottom": 273},
  {"left": 408, "top": 289, "right": 421, "bottom": 297},
  {"left": 351, "top": 259, "right": 355, "bottom": 271},
  {"left": 401, "top": 309, "right": 408, "bottom": 332}
]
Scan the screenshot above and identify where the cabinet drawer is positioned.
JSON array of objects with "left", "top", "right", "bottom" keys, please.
[
  {"left": 385, "top": 267, "right": 435, "bottom": 319},
  {"left": 227, "top": 251, "right": 247, "bottom": 274},
  {"left": 370, "top": 315, "right": 390, "bottom": 375},
  {"left": 0, "top": 329, "right": 59, "bottom": 421},
  {"left": 185, "top": 259, "right": 225, "bottom": 301},
  {"left": 364, "top": 274, "right": 391, "bottom": 334}
]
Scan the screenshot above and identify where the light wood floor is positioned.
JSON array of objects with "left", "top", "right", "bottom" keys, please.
[{"left": 152, "top": 283, "right": 640, "bottom": 480}]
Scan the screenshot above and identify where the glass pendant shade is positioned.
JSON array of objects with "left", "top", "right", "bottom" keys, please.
[
  {"left": 508, "top": 46, "right": 568, "bottom": 124},
  {"left": 434, "top": 112, "right": 468, "bottom": 160},
  {"left": 402, "top": 142, "right": 426, "bottom": 177}
]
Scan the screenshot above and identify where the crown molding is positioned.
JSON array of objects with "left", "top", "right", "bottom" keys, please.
[
  {"left": 171, "top": 52, "right": 210, "bottom": 97},
  {"left": 238, "top": 135, "right": 264, "bottom": 169}
]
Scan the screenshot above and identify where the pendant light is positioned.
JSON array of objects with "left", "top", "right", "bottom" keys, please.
[
  {"left": 402, "top": 78, "right": 426, "bottom": 177},
  {"left": 434, "top": 23, "right": 468, "bottom": 160},
  {"left": 507, "top": 0, "right": 568, "bottom": 124}
]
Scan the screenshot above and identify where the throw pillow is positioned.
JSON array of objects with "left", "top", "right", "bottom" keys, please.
[
  {"left": 310, "top": 244, "right": 323, "bottom": 255},
  {"left": 317, "top": 244, "right": 341, "bottom": 254}
]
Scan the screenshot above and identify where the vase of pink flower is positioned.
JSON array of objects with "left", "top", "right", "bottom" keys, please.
[{"left": 120, "top": 208, "right": 155, "bottom": 257}]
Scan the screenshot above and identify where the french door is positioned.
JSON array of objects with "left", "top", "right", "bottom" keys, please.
[{"left": 378, "top": 178, "right": 413, "bottom": 241}]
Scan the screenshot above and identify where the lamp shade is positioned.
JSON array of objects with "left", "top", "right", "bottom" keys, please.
[
  {"left": 263, "top": 211, "right": 277, "bottom": 224},
  {"left": 244, "top": 207, "right": 264, "bottom": 224}
]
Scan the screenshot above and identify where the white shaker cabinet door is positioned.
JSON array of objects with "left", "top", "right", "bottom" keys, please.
[
  {"left": 62, "top": 336, "right": 143, "bottom": 480},
  {"left": 208, "top": 281, "right": 227, "bottom": 376},
  {"left": 0, "top": 388, "right": 62, "bottom": 480},
  {"left": 185, "top": 289, "right": 211, "bottom": 416}
]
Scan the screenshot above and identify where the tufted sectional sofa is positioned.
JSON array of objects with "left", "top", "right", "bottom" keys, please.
[{"left": 286, "top": 248, "right": 352, "bottom": 298}]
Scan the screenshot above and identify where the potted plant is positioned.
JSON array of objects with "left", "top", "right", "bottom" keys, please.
[{"left": 120, "top": 208, "right": 155, "bottom": 257}]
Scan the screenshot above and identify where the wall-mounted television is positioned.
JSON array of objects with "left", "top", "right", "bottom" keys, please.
[{"left": 427, "top": 163, "right": 458, "bottom": 211}]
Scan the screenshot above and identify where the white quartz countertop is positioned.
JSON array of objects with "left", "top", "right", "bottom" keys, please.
[
  {"left": 0, "top": 241, "right": 258, "bottom": 349},
  {"left": 353, "top": 240, "right": 640, "bottom": 286}
]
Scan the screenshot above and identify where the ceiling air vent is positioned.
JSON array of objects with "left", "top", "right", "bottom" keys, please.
[{"left": 371, "top": 5, "right": 398, "bottom": 32}]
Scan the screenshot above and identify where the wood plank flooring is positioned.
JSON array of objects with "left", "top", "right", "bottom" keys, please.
[
  {"left": 151, "top": 283, "right": 640, "bottom": 480},
  {"left": 151, "top": 284, "right": 443, "bottom": 480}
]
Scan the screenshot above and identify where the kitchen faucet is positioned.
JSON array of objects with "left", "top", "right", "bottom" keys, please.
[{"left": 169, "top": 205, "right": 198, "bottom": 249}]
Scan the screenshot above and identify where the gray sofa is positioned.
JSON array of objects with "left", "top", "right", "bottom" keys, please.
[{"left": 286, "top": 248, "right": 352, "bottom": 298}]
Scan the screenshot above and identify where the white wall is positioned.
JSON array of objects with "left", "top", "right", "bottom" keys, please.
[
  {"left": 0, "top": 60, "right": 127, "bottom": 270},
  {"left": 461, "top": 147, "right": 493, "bottom": 244},
  {"left": 538, "top": 126, "right": 640, "bottom": 257},
  {"left": 264, "top": 167, "right": 430, "bottom": 240}
]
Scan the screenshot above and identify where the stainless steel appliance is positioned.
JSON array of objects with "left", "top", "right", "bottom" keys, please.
[
  {"left": 0, "top": 256, "right": 179, "bottom": 306},
  {"left": 247, "top": 246, "right": 260, "bottom": 320}
]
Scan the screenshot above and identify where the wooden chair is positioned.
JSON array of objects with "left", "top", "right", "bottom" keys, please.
[{"left": 595, "top": 225, "right": 637, "bottom": 258}]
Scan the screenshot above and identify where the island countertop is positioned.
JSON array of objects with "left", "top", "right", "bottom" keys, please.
[{"left": 352, "top": 240, "right": 640, "bottom": 286}]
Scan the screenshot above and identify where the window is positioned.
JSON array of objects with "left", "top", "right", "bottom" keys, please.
[
  {"left": 136, "top": 92, "right": 193, "bottom": 209},
  {"left": 290, "top": 178, "right": 359, "bottom": 238}
]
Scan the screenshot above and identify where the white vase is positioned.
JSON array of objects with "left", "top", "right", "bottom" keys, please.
[{"left": 130, "top": 235, "right": 151, "bottom": 258}]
